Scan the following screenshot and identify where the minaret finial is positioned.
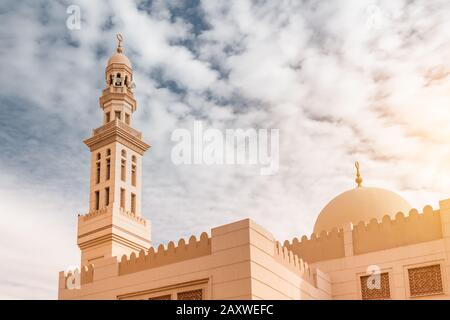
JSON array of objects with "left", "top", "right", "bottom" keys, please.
[
  {"left": 355, "top": 161, "right": 363, "bottom": 188},
  {"left": 116, "top": 34, "right": 124, "bottom": 53}
]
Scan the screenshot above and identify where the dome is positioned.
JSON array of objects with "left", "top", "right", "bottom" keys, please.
[
  {"left": 314, "top": 187, "right": 412, "bottom": 234},
  {"left": 107, "top": 52, "right": 132, "bottom": 69},
  {"left": 106, "top": 34, "right": 132, "bottom": 69},
  {"left": 313, "top": 162, "right": 412, "bottom": 234}
]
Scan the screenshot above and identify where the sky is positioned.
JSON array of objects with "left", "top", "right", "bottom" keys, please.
[{"left": 2, "top": 0, "right": 450, "bottom": 299}]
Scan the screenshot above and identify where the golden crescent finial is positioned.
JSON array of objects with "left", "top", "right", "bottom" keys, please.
[
  {"left": 116, "top": 34, "right": 124, "bottom": 53},
  {"left": 355, "top": 161, "right": 363, "bottom": 188}
]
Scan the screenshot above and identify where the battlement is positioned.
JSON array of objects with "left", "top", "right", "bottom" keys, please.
[
  {"left": 77, "top": 205, "right": 147, "bottom": 226},
  {"left": 274, "top": 241, "right": 316, "bottom": 285},
  {"left": 284, "top": 205, "right": 443, "bottom": 264},
  {"left": 283, "top": 228, "right": 345, "bottom": 263},
  {"left": 118, "top": 207, "right": 147, "bottom": 226},
  {"left": 352, "top": 205, "right": 443, "bottom": 255},
  {"left": 63, "top": 264, "right": 94, "bottom": 288},
  {"left": 78, "top": 206, "right": 111, "bottom": 221},
  {"left": 119, "top": 232, "right": 211, "bottom": 276}
]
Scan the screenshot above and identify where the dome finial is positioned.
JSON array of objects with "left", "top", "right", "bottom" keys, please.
[
  {"left": 116, "top": 34, "right": 124, "bottom": 53},
  {"left": 355, "top": 161, "right": 363, "bottom": 188}
]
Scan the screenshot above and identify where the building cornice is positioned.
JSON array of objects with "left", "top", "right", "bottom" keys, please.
[
  {"left": 99, "top": 88, "right": 137, "bottom": 112},
  {"left": 84, "top": 120, "right": 150, "bottom": 155}
]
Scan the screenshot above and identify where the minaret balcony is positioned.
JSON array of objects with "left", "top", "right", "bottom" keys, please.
[
  {"left": 102, "top": 85, "right": 134, "bottom": 96},
  {"left": 99, "top": 86, "right": 137, "bottom": 112},
  {"left": 77, "top": 205, "right": 147, "bottom": 227},
  {"left": 92, "top": 118, "right": 142, "bottom": 140}
]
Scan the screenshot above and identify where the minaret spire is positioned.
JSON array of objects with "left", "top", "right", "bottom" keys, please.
[
  {"left": 355, "top": 161, "right": 363, "bottom": 188},
  {"left": 116, "top": 34, "right": 124, "bottom": 53}
]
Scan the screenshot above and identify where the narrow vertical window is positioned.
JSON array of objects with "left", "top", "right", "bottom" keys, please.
[
  {"left": 131, "top": 193, "right": 136, "bottom": 214},
  {"left": 115, "top": 111, "right": 121, "bottom": 120},
  {"left": 120, "top": 188, "right": 125, "bottom": 209},
  {"left": 121, "top": 160, "right": 126, "bottom": 181},
  {"left": 95, "top": 191, "right": 100, "bottom": 211},
  {"left": 105, "top": 112, "right": 110, "bottom": 123},
  {"left": 105, "top": 187, "right": 110, "bottom": 206},
  {"left": 96, "top": 162, "right": 101, "bottom": 184},
  {"left": 125, "top": 113, "right": 130, "bottom": 125},
  {"left": 131, "top": 164, "right": 136, "bottom": 186},
  {"left": 106, "top": 158, "right": 111, "bottom": 180}
]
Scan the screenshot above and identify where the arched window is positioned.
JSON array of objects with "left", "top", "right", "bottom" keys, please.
[
  {"left": 131, "top": 164, "right": 136, "bottom": 186},
  {"left": 106, "top": 149, "right": 111, "bottom": 156},
  {"left": 115, "top": 73, "right": 122, "bottom": 86},
  {"left": 106, "top": 158, "right": 111, "bottom": 180},
  {"left": 121, "top": 149, "right": 127, "bottom": 158},
  {"left": 121, "top": 159, "right": 126, "bottom": 182},
  {"left": 96, "top": 153, "right": 101, "bottom": 160},
  {"left": 132, "top": 155, "right": 136, "bottom": 163}
]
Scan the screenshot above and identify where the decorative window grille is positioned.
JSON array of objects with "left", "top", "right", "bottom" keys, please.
[
  {"left": 149, "top": 294, "right": 171, "bottom": 300},
  {"left": 177, "top": 289, "right": 203, "bottom": 300},
  {"left": 408, "top": 264, "right": 443, "bottom": 297},
  {"left": 360, "top": 272, "right": 390, "bottom": 300}
]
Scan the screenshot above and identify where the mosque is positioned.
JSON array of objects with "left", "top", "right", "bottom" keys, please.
[{"left": 58, "top": 36, "right": 450, "bottom": 300}]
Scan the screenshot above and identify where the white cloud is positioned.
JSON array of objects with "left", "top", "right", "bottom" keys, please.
[{"left": 2, "top": 0, "right": 450, "bottom": 299}]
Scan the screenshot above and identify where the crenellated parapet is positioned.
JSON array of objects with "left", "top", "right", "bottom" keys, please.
[
  {"left": 284, "top": 205, "right": 443, "bottom": 264},
  {"left": 352, "top": 206, "right": 443, "bottom": 255},
  {"left": 63, "top": 264, "right": 94, "bottom": 289},
  {"left": 78, "top": 206, "right": 111, "bottom": 221},
  {"left": 283, "top": 228, "right": 345, "bottom": 263},
  {"left": 274, "top": 241, "right": 316, "bottom": 285},
  {"left": 118, "top": 207, "right": 147, "bottom": 226},
  {"left": 119, "top": 232, "right": 211, "bottom": 276}
]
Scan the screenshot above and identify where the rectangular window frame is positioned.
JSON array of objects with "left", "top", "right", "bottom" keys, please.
[
  {"left": 131, "top": 164, "right": 136, "bottom": 186},
  {"left": 404, "top": 261, "right": 446, "bottom": 299},
  {"left": 120, "top": 188, "right": 125, "bottom": 210},
  {"left": 121, "top": 159, "right": 126, "bottom": 182},
  {"left": 105, "top": 187, "right": 110, "bottom": 206},
  {"left": 106, "top": 158, "right": 111, "bottom": 180},
  {"left": 117, "top": 278, "right": 209, "bottom": 300},
  {"left": 96, "top": 162, "right": 101, "bottom": 184},
  {"left": 357, "top": 268, "right": 392, "bottom": 300},
  {"left": 94, "top": 190, "right": 100, "bottom": 211},
  {"left": 131, "top": 193, "right": 136, "bottom": 214}
]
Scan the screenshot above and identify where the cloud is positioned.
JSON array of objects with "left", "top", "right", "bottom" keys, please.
[{"left": 1, "top": 0, "right": 450, "bottom": 298}]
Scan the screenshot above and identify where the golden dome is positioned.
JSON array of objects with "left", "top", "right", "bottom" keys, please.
[
  {"left": 313, "top": 162, "right": 412, "bottom": 234},
  {"left": 107, "top": 34, "right": 132, "bottom": 69}
]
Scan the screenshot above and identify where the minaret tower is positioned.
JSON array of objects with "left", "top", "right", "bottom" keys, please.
[{"left": 77, "top": 35, "right": 151, "bottom": 266}]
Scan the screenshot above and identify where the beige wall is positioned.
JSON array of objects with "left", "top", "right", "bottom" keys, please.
[
  {"left": 307, "top": 200, "right": 450, "bottom": 300},
  {"left": 59, "top": 219, "right": 331, "bottom": 300},
  {"left": 312, "top": 239, "right": 448, "bottom": 299}
]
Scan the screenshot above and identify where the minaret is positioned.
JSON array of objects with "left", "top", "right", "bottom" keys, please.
[{"left": 77, "top": 35, "right": 151, "bottom": 266}]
